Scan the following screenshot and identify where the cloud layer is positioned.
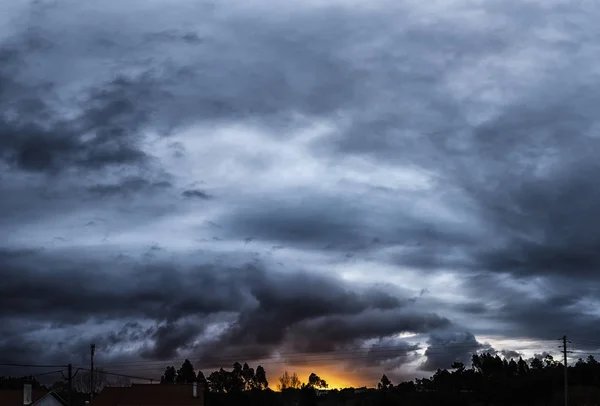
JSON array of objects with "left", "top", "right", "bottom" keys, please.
[{"left": 1, "top": 0, "right": 600, "bottom": 387}]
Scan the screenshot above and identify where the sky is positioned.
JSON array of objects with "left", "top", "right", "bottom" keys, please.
[{"left": 2, "top": 0, "right": 600, "bottom": 389}]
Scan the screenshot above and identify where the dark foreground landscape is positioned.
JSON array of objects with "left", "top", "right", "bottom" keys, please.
[{"left": 4, "top": 352, "right": 600, "bottom": 405}]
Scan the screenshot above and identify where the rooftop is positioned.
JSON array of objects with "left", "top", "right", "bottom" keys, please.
[{"left": 92, "top": 383, "right": 204, "bottom": 406}]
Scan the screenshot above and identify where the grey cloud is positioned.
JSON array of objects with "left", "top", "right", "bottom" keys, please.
[
  {"left": 1, "top": 3, "right": 373, "bottom": 180},
  {"left": 420, "top": 331, "right": 488, "bottom": 372},
  {"left": 0, "top": 248, "right": 448, "bottom": 372},
  {"left": 218, "top": 191, "right": 448, "bottom": 256},
  {"left": 287, "top": 311, "right": 450, "bottom": 355},
  {"left": 456, "top": 273, "right": 600, "bottom": 344},
  {"left": 0, "top": 249, "right": 243, "bottom": 324},
  {"left": 456, "top": 302, "right": 488, "bottom": 315},
  {"left": 181, "top": 189, "right": 212, "bottom": 200},
  {"left": 205, "top": 271, "right": 412, "bottom": 353},
  {"left": 0, "top": 71, "right": 155, "bottom": 174},
  {"left": 106, "top": 322, "right": 152, "bottom": 346},
  {"left": 532, "top": 352, "right": 553, "bottom": 361},
  {"left": 3, "top": 0, "right": 600, "bottom": 384},
  {"left": 144, "top": 30, "right": 204, "bottom": 45},
  {"left": 143, "top": 321, "right": 204, "bottom": 360},
  {"left": 500, "top": 349, "right": 521, "bottom": 360},
  {"left": 362, "top": 337, "right": 420, "bottom": 369},
  {"left": 219, "top": 196, "right": 368, "bottom": 250},
  {"left": 88, "top": 177, "right": 172, "bottom": 198}
]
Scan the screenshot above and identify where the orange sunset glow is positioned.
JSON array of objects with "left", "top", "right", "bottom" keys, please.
[{"left": 264, "top": 363, "right": 368, "bottom": 390}]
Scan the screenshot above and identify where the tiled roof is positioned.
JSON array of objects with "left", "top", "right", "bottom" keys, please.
[
  {"left": 92, "top": 383, "right": 204, "bottom": 406},
  {"left": 0, "top": 389, "right": 63, "bottom": 406}
]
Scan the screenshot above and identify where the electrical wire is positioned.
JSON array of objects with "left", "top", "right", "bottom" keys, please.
[
  {"left": 84, "top": 342, "right": 534, "bottom": 368},
  {"left": 31, "top": 370, "right": 67, "bottom": 377},
  {"left": 0, "top": 340, "right": 578, "bottom": 381},
  {"left": 0, "top": 363, "right": 67, "bottom": 368},
  {"left": 70, "top": 346, "right": 558, "bottom": 379},
  {"left": 77, "top": 367, "right": 157, "bottom": 383}
]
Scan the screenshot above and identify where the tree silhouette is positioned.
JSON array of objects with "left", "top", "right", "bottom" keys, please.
[
  {"left": 197, "top": 370, "right": 207, "bottom": 387},
  {"left": 506, "top": 359, "right": 517, "bottom": 375},
  {"left": 160, "top": 366, "right": 176, "bottom": 384},
  {"left": 229, "top": 362, "right": 245, "bottom": 392},
  {"left": 306, "top": 372, "right": 328, "bottom": 389},
  {"left": 189, "top": 352, "right": 600, "bottom": 405},
  {"left": 517, "top": 356, "right": 529, "bottom": 377},
  {"left": 278, "top": 371, "right": 301, "bottom": 390},
  {"left": 176, "top": 359, "right": 196, "bottom": 384},
  {"left": 207, "top": 369, "right": 228, "bottom": 393},
  {"left": 73, "top": 368, "right": 107, "bottom": 395},
  {"left": 255, "top": 365, "right": 268, "bottom": 390},
  {"left": 0, "top": 376, "right": 42, "bottom": 390},
  {"left": 378, "top": 374, "right": 392, "bottom": 390},
  {"left": 241, "top": 363, "right": 256, "bottom": 390},
  {"left": 451, "top": 361, "right": 465, "bottom": 372},
  {"left": 530, "top": 357, "right": 544, "bottom": 371},
  {"left": 107, "top": 376, "right": 131, "bottom": 387}
]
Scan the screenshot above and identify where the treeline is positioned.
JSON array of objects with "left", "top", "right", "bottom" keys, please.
[
  {"left": 160, "top": 359, "right": 330, "bottom": 406},
  {"left": 5, "top": 351, "right": 600, "bottom": 405},
  {"left": 160, "top": 360, "right": 327, "bottom": 392},
  {"left": 160, "top": 359, "right": 268, "bottom": 391},
  {"left": 366, "top": 353, "right": 600, "bottom": 405},
  {"left": 0, "top": 376, "right": 44, "bottom": 390},
  {"left": 160, "top": 353, "right": 600, "bottom": 405}
]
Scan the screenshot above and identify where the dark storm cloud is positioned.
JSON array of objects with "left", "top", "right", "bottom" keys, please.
[
  {"left": 219, "top": 198, "right": 367, "bottom": 250},
  {"left": 397, "top": 106, "right": 600, "bottom": 282},
  {"left": 143, "top": 321, "right": 205, "bottom": 360},
  {"left": 106, "top": 322, "right": 153, "bottom": 346},
  {"left": 420, "top": 332, "right": 489, "bottom": 372},
  {"left": 456, "top": 302, "right": 488, "bottom": 315},
  {"left": 197, "top": 270, "right": 444, "bottom": 363},
  {"left": 0, "top": 248, "right": 447, "bottom": 369},
  {"left": 0, "top": 249, "right": 242, "bottom": 324},
  {"left": 219, "top": 192, "right": 446, "bottom": 254},
  {"left": 181, "top": 189, "right": 212, "bottom": 200},
  {"left": 494, "top": 290, "right": 600, "bottom": 342},
  {"left": 87, "top": 177, "right": 172, "bottom": 198},
  {"left": 2, "top": 0, "right": 600, "bottom": 384},
  {"left": 0, "top": 4, "right": 378, "bottom": 178},
  {"left": 0, "top": 69, "right": 156, "bottom": 173},
  {"left": 289, "top": 311, "right": 450, "bottom": 354},
  {"left": 363, "top": 337, "right": 420, "bottom": 368},
  {"left": 455, "top": 271, "right": 600, "bottom": 344}
]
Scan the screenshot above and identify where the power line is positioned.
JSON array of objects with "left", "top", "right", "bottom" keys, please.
[
  {"left": 560, "top": 336, "right": 570, "bottom": 406},
  {"left": 568, "top": 339, "right": 600, "bottom": 347},
  {"left": 0, "top": 341, "right": 577, "bottom": 380},
  {"left": 0, "top": 363, "right": 67, "bottom": 368},
  {"left": 84, "top": 342, "right": 542, "bottom": 368},
  {"left": 77, "top": 367, "right": 157, "bottom": 383},
  {"left": 73, "top": 347, "right": 554, "bottom": 376},
  {"left": 31, "top": 370, "right": 67, "bottom": 377}
]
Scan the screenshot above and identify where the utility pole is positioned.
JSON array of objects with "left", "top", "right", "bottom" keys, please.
[
  {"left": 68, "top": 363, "right": 73, "bottom": 406},
  {"left": 562, "top": 335, "right": 568, "bottom": 406},
  {"left": 90, "top": 343, "right": 96, "bottom": 400}
]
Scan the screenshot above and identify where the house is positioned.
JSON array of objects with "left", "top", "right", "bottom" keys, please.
[
  {"left": 91, "top": 382, "right": 204, "bottom": 406},
  {"left": 0, "top": 383, "right": 67, "bottom": 406}
]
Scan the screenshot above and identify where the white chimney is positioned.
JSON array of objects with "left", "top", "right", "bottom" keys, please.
[
  {"left": 192, "top": 382, "right": 198, "bottom": 398},
  {"left": 23, "top": 383, "right": 32, "bottom": 405}
]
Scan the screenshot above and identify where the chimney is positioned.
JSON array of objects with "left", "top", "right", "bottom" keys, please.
[
  {"left": 192, "top": 381, "right": 198, "bottom": 398},
  {"left": 23, "top": 383, "right": 32, "bottom": 405}
]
